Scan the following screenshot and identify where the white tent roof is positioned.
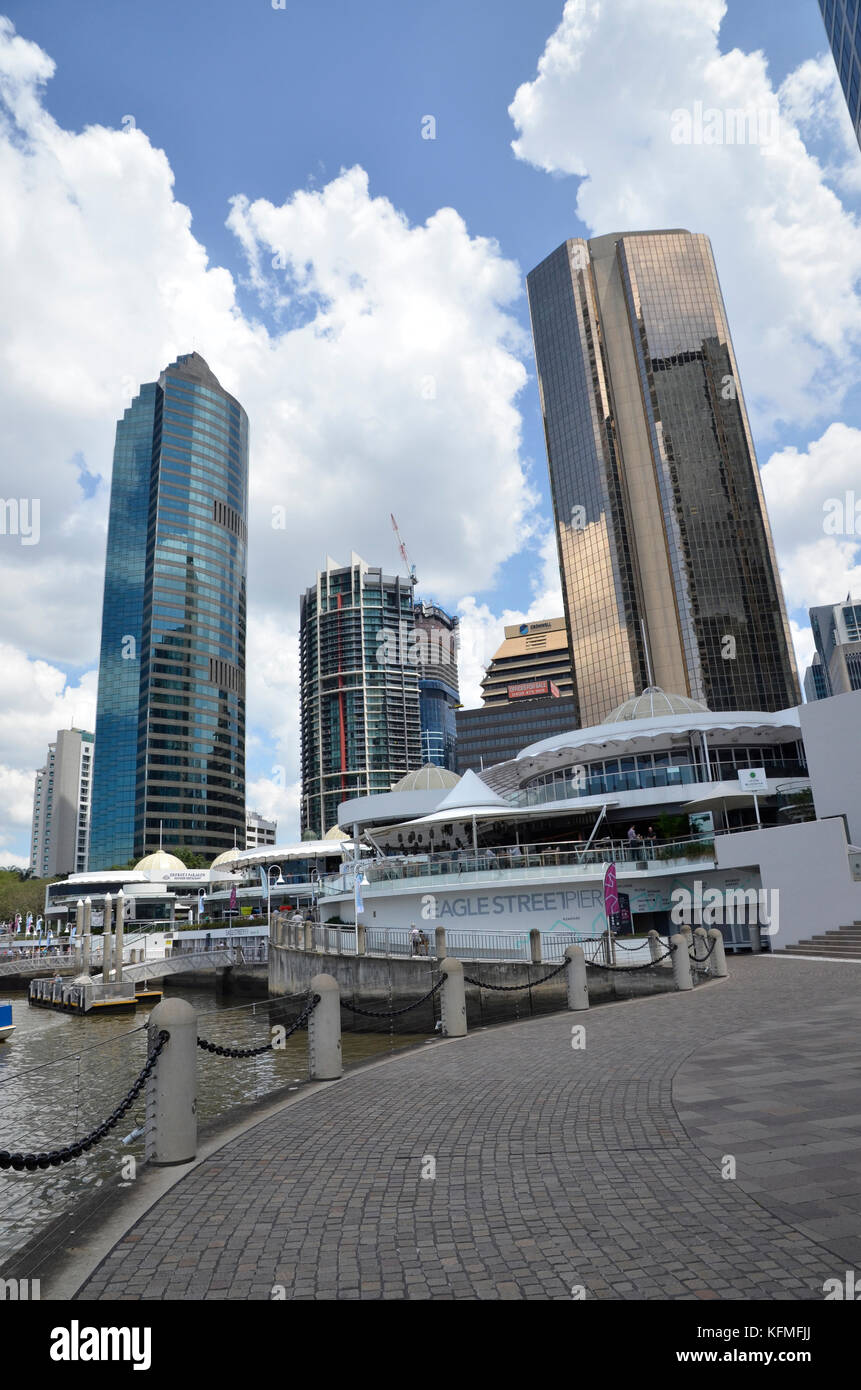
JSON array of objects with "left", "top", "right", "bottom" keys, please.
[{"left": 433, "top": 768, "right": 510, "bottom": 812}]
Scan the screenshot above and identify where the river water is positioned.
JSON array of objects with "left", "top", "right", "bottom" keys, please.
[{"left": 0, "top": 983, "right": 427, "bottom": 1273}]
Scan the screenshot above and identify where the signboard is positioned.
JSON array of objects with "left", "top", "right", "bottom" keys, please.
[
  {"left": 508, "top": 680, "right": 550, "bottom": 700},
  {"left": 738, "top": 767, "right": 768, "bottom": 793},
  {"left": 689, "top": 810, "right": 714, "bottom": 837},
  {"left": 602, "top": 863, "right": 619, "bottom": 924},
  {"left": 608, "top": 891, "right": 632, "bottom": 933},
  {"left": 549, "top": 680, "right": 561, "bottom": 698}
]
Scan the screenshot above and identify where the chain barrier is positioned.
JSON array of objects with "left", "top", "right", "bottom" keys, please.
[
  {"left": 586, "top": 945, "right": 675, "bottom": 972},
  {"left": 0, "top": 1029, "right": 170, "bottom": 1172},
  {"left": 689, "top": 935, "right": 718, "bottom": 963},
  {"left": 197, "top": 994, "right": 320, "bottom": 1057},
  {"left": 463, "top": 958, "right": 569, "bottom": 991},
  {"left": 340, "top": 975, "right": 447, "bottom": 1018}
]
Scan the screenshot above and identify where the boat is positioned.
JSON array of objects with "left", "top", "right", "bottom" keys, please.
[{"left": 0, "top": 1002, "right": 15, "bottom": 1042}]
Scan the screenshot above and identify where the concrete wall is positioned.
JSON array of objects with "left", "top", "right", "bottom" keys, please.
[
  {"left": 269, "top": 937, "right": 682, "bottom": 1026},
  {"left": 800, "top": 687, "right": 861, "bottom": 847},
  {"left": 717, "top": 818, "right": 861, "bottom": 949}
]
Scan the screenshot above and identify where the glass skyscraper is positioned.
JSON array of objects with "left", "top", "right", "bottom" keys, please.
[
  {"left": 414, "top": 601, "right": 460, "bottom": 771},
  {"left": 300, "top": 556, "right": 422, "bottom": 837},
  {"left": 90, "top": 353, "right": 248, "bottom": 867},
  {"left": 819, "top": 0, "right": 861, "bottom": 147},
  {"left": 526, "top": 230, "right": 800, "bottom": 727}
]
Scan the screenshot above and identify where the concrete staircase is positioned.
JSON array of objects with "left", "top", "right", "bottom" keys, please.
[{"left": 777, "top": 921, "right": 861, "bottom": 960}]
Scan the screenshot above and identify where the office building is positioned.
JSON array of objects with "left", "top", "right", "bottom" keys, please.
[
  {"left": 300, "top": 554, "right": 422, "bottom": 838},
  {"left": 30, "top": 728, "right": 94, "bottom": 878},
  {"left": 527, "top": 229, "right": 800, "bottom": 727},
  {"left": 89, "top": 352, "right": 248, "bottom": 868},
  {"left": 413, "top": 601, "right": 460, "bottom": 770},
  {"left": 819, "top": 0, "right": 861, "bottom": 148},
  {"left": 480, "top": 617, "right": 574, "bottom": 705},
  {"left": 807, "top": 594, "right": 861, "bottom": 698},
  {"left": 246, "top": 810, "right": 277, "bottom": 849},
  {"left": 803, "top": 653, "right": 829, "bottom": 702},
  {"left": 456, "top": 696, "right": 578, "bottom": 776}
]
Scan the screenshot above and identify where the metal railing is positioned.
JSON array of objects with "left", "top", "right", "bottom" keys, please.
[
  {"left": 319, "top": 833, "right": 718, "bottom": 897},
  {"left": 512, "top": 761, "right": 809, "bottom": 807}
]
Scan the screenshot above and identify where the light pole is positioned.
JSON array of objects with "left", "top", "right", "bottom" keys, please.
[{"left": 267, "top": 864, "right": 285, "bottom": 935}]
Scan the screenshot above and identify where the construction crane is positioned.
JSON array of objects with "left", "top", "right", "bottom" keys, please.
[{"left": 390, "top": 513, "right": 418, "bottom": 590}]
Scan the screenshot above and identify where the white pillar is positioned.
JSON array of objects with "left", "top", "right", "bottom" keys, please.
[
  {"left": 308, "top": 973, "right": 342, "bottom": 1080},
  {"left": 75, "top": 898, "right": 84, "bottom": 966},
  {"left": 564, "top": 944, "right": 589, "bottom": 1010},
  {"left": 440, "top": 957, "right": 467, "bottom": 1037},
  {"left": 145, "top": 998, "right": 197, "bottom": 1166},
  {"left": 114, "top": 891, "right": 124, "bottom": 983},
  {"left": 434, "top": 925, "right": 447, "bottom": 960},
  {"left": 102, "top": 893, "right": 113, "bottom": 981},
  {"left": 708, "top": 927, "right": 728, "bottom": 978},
  {"left": 670, "top": 934, "right": 693, "bottom": 991},
  {"left": 82, "top": 897, "right": 92, "bottom": 974}
]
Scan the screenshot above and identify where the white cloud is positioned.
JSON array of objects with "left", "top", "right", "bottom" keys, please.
[
  {"left": 509, "top": 0, "right": 861, "bottom": 436},
  {"left": 0, "top": 18, "right": 538, "bottom": 852},
  {"left": 760, "top": 423, "right": 861, "bottom": 611}
]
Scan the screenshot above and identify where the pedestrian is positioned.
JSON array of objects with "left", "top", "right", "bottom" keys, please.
[
  {"left": 419, "top": 929, "right": 430, "bottom": 957},
  {"left": 410, "top": 923, "right": 421, "bottom": 956}
]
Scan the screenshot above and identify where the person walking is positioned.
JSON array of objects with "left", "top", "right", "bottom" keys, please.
[{"left": 410, "top": 923, "right": 421, "bottom": 956}]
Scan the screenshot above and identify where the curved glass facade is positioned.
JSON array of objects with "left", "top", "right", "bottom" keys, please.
[{"left": 90, "top": 354, "right": 248, "bottom": 868}]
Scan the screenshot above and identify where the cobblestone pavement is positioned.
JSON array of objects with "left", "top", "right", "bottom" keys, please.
[{"left": 77, "top": 956, "right": 861, "bottom": 1300}]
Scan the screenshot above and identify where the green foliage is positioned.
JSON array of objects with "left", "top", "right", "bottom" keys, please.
[
  {"left": 168, "top": 846, "right": 211, "bottom": 869},
  {"left": 0, "top": 870, "right": 61, "bottom": 924}
]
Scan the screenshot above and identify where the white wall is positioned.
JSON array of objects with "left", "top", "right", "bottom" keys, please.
[
  {"left": 717, "top": 818, "right": 861, "bottom": 950},
  {"left": 800, "top": 687, "right": 861, "bottom": 846}
]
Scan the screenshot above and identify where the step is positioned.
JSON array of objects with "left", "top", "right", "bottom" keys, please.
[{"left": 781, "top": 945, "right": 861, "bottom": 958}]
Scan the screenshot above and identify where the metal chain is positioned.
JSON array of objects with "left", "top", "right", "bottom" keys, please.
[
  {"left": 689, "top": 935, "right": 718, "bottom": 963},
  {"left": 340, "top": 975, "right": 447, "bottom": 1018},
  {"left": 586, "top": 946, "right": 675, "bottom": 972},
  {"left": 198, "top": 994, "right": 320, "bottom": 1056},
  {"left": 0, "top": 1029, "right": 170, "bottom": 1172},
  {"left": 463, "top": 958, "right": 569, "bottom": 991}
]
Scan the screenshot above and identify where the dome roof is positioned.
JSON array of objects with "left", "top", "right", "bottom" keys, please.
[
  {"left": 604, "top": 687, "right": 710, "bottom": 723},
  {"left": 210, "top": 850, "right": 239, "bottom": 868},
  {"left": 390, "top": 765, "right": 462, "bottom": 792},
  {"left": 324, "top": 824, "right": 348, "bottom": 839},
  {"left": 134, "top": 850, "right": 187, "bottom": 873}
]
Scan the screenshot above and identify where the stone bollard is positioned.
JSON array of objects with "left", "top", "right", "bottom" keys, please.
[
  {"left": 648, "top": 929, "right": 673, "bottom": 969},
  {"left": 439, "top": 957, "right": 467, "bottom": 1037},
  {"left": 708, "top": 927, "right": 728, "bottom": 978},
  {"left": 145, "top": 998, "right": 198, "bottom": 1166},
  {"left": 529, "top": 928, "right": 542, "bottom": 964},
  {"left": 434, "top": 925, "right": 447, "bottom": 960},
  {"left": 356, "top": 923, "right": 366, "bottom": 954},
  {"left": 748, "top": 920, "right": 761, "bottom": 955},
  {"left": 564, "top": 944, "right": 589, "bottom": 1011},
  {"left": 692, "top": 926, "right": 709, "bottom": 971},
  {"left": 303, "top": 922, "right": 313, "bottom": 952},
  {"left": 670, "top": 934, "right": 693, "bottom": 992},
  {"left": 308, "top": 973, "right": 342, "bottom": 1080}
]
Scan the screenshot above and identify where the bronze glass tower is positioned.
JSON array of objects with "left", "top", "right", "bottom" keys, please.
[{"left": 527, "top": 229, "right": 800, "bottom": 726}]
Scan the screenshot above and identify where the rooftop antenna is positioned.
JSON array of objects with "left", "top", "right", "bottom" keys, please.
[{"left": 159, "top": 820, "right": 163, "bottom": 851}]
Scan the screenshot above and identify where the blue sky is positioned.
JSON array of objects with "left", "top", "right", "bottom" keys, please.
[{"left": 0, "top": 0, "right": 859, "bottom": 860}]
